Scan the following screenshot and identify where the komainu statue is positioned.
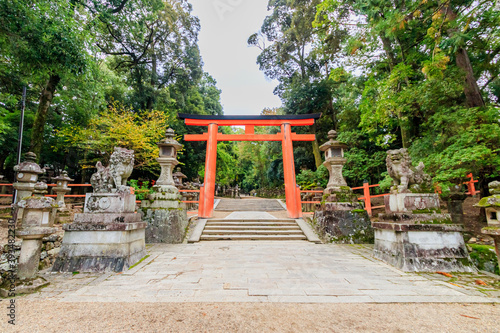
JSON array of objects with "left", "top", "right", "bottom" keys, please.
[
  {"left": 386, "top": 148, "right": 432, "bottom": 193},
  {"left": 90, "top": 147, "right": 134, "bottom": 193}
]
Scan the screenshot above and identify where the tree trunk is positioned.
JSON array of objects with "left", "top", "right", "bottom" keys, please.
[
  {"left": 311, "top": 124, "right": 323, "bottom": 168},
  {"left": 30, "top": 74, "right": 61, "bottom": 159},
  {"left": 455, "top": 47, "right": 485, "bottom": 108},
  {"left": 380, "top": 33, "right": 396, "bottom": 70}
]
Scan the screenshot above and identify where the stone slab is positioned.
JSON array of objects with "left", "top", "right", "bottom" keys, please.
[{"left": 385, "top": 193, "right": 440, "bottom": 213}]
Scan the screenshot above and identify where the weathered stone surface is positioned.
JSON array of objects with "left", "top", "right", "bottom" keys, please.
[
  {"left": 53, "top": 228, "right": 146, "bottom": 273},
  {"left": 313, "top": 203, "right": 374, "bottom": 244},
  {"left": 84, "top": 192, "right": 136, "bottom": 213},
  {"left": 143, "top": 208, "right": 188, "bottom": 243},
  {"left": 384, "top": 192, "right": 440, "bottom": 213},
  {"left": 373, "top": 224, "right": 475, "bottom": 272},
  {"left": 17, "top": 239, "right": 42, "bottom": 280}
]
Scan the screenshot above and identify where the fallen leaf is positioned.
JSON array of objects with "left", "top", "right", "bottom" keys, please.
[
  {"left": 475, "top": 280, "right": 488, "bottom": 286},
  {"left": 202, "top": 312, "right": 207, "bottom": 316},
  {"left": 460, "top": 314, "right": 480, "bottom": 320},
  {"left": 449, "top": 283, "right": 463, "bottom": 288},
  {"left": 436, "top": 271, "right": 453, "bottom": 277}
]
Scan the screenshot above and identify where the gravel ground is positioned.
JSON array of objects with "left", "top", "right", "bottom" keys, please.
[{"left": 1, "top": 301, "right": 499, "bottom": 332}]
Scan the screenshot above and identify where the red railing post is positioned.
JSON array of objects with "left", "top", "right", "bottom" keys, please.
[
  {"left": 465, "top": 173, "right": 479, "bottom": 196},
  {"left": 363, "top": 181, "right": 372, "bottom": 216},
  {"left": 296, "top": 185, "right": 303, "bottom": 218},
  {"left": 198, "top": 185, "right": 205, "bottom": 217}
]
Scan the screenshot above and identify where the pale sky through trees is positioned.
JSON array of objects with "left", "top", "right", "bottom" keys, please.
[{"left": 189, "top": 0, "right": 281, "bottom": 115}]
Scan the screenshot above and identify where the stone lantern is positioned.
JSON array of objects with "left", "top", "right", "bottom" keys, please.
[
  {"left": 16, "top": 182, "right": 59, "bottom": 280},
  {"left": 155, "top": 128, "right": 182, "bottom": 193},
  {"left": 319, "top": 130, "right": 349, "bottom": 193},
  {"left": 52, "top": 171, "right": 74, "bottom": 209},
  {"left": 141, "top": 129, "right": 188, "bottom": 243},
  {"left": 13, "top": 152, "right": 44, "bottom": 202},
  {"left": 173, "top": 167, "right": 187, "bottom": 188}
]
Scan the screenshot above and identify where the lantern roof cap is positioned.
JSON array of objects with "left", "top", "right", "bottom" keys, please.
[
  {"left": 319, "top": 130, "right": 348, "bottom": 152},
  {"left": 14, "top": 152, "right": 44, "bottom": 174},
  {"left": 157, "top": 128, "right": 182, "bottom": 149},
  {"left": 52, "top": 170, "right": 74, "bottom": 182},
  {"left": 173, "top": 167, "right": 187, "bottom": 179}
]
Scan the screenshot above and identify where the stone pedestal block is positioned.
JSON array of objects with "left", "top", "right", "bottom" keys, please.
[
  {"left": 53, "top": 192, "right": 146, "bottom": 273},
  {"left": 384, "top": 193, "right": 440, "bottom": 213},
  {"left": 313, "top": 202, "right": 374, "bottom": 243},
  {"left": 373, "top": 222, "right": 475, "bottom": 272},
  {"left": 143, "top": 208, "right": 188, "bottom": 243},
  {"left": 84, "top": 192, "right": 135, "bottom": 213},
  {"left": 17, "top": 239, "right": 43, "bottom": 280}
]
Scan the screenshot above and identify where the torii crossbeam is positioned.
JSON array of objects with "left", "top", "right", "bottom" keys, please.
[{"left": 178, "top": 113, "right": 322, "bottom": 218}]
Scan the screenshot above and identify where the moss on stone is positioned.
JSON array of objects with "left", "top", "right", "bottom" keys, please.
[
  {"left": 129, "top": 254, "right": 150, "bottom": 270},
  {"left": 412, "top": 208, "right": 442, "bottom": 214},
  {"left": 468, "top": 244, "right": 499, "bottom": 275},
  {"left": 418, "top": 218, "right": 453, "bottom": 224}
]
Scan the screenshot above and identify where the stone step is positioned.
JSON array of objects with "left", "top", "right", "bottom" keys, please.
[
  {"left": 205, "top": 222, "right": 297, "bottom": 227},
  {"left": 204, "top": 225, "right": 301, "bottom": 230},
  {"left": 200, "top": 234, "right": 307, "bottom": 241},
  {"left": 207, "top": 219, "right": 295, "bottom": 223},
  {"left": 203, "top": 229, "right": 304, "bottom": 235},
  {"left": 215, "top": 199, "right": 285, "bottom": 211}
]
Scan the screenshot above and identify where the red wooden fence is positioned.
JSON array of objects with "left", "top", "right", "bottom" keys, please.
[{"left": 298, "top": 173, "right": 481, "bottom": 216}]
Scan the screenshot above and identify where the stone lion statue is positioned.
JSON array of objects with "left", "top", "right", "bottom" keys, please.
[
  {"left": 386, "top": 148, "right": 432, "bottom": 193},
  {"left": 90, "top": 147, "right": 134, "bottom": 193}
]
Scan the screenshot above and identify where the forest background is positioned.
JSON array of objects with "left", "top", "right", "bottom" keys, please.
[{"left": 0, "top": 0, "right": 499, "bottom": 197}]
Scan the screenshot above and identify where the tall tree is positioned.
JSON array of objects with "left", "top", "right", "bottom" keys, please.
[{"left": 0, "top": 0, "right": 94, "bottom": 158}]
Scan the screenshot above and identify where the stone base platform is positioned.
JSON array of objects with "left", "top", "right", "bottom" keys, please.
[
  {"left": 313, "top": 202, "right": 374, "bottom": 244},
  {"left": 53, "top": 212, "right": 146, "bottom": 273},
  {"left": 373, "top": 222, "right": 476, "bottom": 272},
  {"left": 143, "top": 207, "right": 188, "bottom": 243}
]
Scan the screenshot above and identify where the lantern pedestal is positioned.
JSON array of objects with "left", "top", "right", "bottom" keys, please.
[{"left": 313, "top": 202, "right": 374, "bottom": 244}]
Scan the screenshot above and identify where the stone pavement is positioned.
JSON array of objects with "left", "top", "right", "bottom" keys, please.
[{"left": 24, "top": 241, "right": 500, "bottom": 303}]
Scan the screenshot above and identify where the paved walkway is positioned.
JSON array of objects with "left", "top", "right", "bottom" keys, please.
[{"left": 26, "top": 241, "right": 499, "bottom": 303}]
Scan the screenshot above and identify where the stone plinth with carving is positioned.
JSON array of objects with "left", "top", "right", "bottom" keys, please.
[
  {"left": 141, "top": 129, "right": 188, "bottom": 243},
  {"left": 53, "top": 147, "right": 146, "bottom": 273},
  {"left": 373, "top": 148, "right": 474, "bottom": 272}
]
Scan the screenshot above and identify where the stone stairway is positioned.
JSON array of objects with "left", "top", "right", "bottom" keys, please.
[
  {"left": 200, "top": 218, "right": 307, "bottom": 241},
  {"left": 214, "top": 199, "right": 284, "bottom": 211}
]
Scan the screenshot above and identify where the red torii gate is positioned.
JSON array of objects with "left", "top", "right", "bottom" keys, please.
[{"left": 178, "top": 113, "right": 322, "bottom": 219}]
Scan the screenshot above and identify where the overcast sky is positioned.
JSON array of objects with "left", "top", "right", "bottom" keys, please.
[{"left": 189, "top": 0, "right": 281, "bottom": 116}]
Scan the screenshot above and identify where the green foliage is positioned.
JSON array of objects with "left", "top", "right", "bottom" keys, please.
[
  {"left": 128, "top": 180, "right": 153, "bottom": 200},
  {"left": 296, "top": 165, "right": 328, "bottom": 189}
]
